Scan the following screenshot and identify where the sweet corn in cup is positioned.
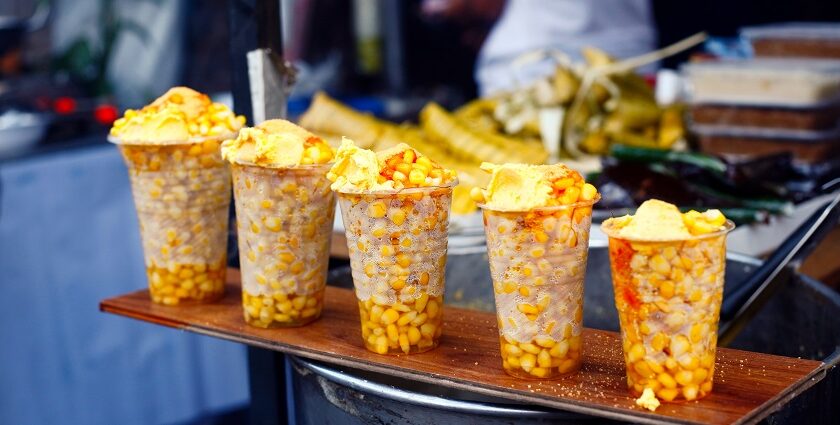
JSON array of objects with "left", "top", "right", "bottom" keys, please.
[
  {"left": 473, "top": 163, "right": 599, "bottom": 379},
  {"left": 328, "top": 139, "right": 457, "bottom": 355},
  {"left": 222, "top": 119, "right": 336, "bottom": 327},
  {"left": 110, "top": 87, "right": 245, "bottom": 305},
  {"left": 602, "top": 200, "right": 734, "bottom": 403}
]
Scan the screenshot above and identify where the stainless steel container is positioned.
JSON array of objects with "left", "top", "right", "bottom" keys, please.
[{"left": 291, "top": 242, "right": 840, "bottom": 424}]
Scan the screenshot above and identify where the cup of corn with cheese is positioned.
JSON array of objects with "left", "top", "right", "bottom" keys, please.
[
  {"left": 328, "top": 138, "right": 458, "bottom": 355},
  {"left": 221, "top": 119, "right": 335, "bottom": 327},
  {"left": 471, "top": 163, "right": 600, "bottom": 379},
  {"left": 110, "top": 87, "right": 245, "bottom": 305},
  {"left": 602, "top": 200, "right": 734, "bottom": 402}
]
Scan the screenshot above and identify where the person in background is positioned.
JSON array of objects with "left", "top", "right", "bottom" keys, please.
[{"left": 473, "top": 0, "right": 657, "bottom": 96}]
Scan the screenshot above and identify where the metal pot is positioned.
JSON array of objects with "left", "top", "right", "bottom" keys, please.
[{"left": 288, "top": 245, "right": 840, "bottom": 424}]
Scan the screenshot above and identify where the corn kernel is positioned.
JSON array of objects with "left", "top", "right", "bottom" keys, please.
[
  {"left": 390, "top": 208, "right": 406, "bottom": 225},
  {"left": 368, "top": 201, "right": 387, "bottom": 218},
  {"left": 381, "top": 308, "right": 400, "bottom": 325}
]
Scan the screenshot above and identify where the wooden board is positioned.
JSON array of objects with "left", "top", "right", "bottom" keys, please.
[{"left": 100, "top": 270, "right": 825, "bottom": 425}]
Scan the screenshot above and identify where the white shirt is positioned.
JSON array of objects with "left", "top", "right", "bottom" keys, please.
[{"left": 476, "top": 0, "right": 657, "bottom": 96}]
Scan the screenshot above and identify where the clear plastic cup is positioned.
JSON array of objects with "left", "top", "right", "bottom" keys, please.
[
  {"left": 480, "top": 199, "right": 598, "bottom": 379},
  {"left": 231, "top": 163, "right": 335, "bottom": 327},
  {"left": 602, "top": 220, "right": 735, "bottom": 402},
  {"left": 336, "top": 183, "right": 455, "bottom": 355},
  {"left": 113, "top": 135, "right": 234, "bottom": 305}
]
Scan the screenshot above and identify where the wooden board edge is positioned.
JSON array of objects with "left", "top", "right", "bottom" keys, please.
[
  {"left": 184, "top": 322, "right": 704, "bottom": 425},
  {"left": 100, "top": 299, "right": 190, "bottom": 330},
  {"left": 736, "top": 364, "right": 827, "bottom": 425}
]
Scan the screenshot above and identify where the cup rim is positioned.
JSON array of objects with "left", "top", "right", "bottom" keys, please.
[
  {"left": 476, "top": 194, "right": 600, "bottom": 213},
  {"left": 107, "top": 130, "right": 240, "bottom": 146},
  {"left": 229, "top": 160, "right": 335, "bottom": 170},
  {"left": 600, "top": 218, "right": 736, "bottom": 242},
  {"left": 333, "top": 178, "right": 459, "bottom": 195}
]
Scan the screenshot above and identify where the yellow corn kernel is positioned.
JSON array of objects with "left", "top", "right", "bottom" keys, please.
[
  {"left": 657, "top": 372, "right": 677, "bottom": 389},
  {"left": 396, "top": 253, "right": 411, "bottom": 268},
  {"left": 518, "top": 286, "right": 530, "bottom": 297},
  {"left": 560, "top": 186, "right": 580, "bottom": 205},
  {"left": 368, "top": 201, "right": 387, "bottom": 218},
  {"left": 670, "top": 335, "right": 690, "bottom": 359},
  {"left": 278, "top": 252, "right": 295, "bottom": 264},
  {"left": 372, "top": 227, "right": 387, "bottom": 238},
  {"left": 690, "top": 323, "right": 706, "bottom": 343},
  {"left": 580, "top": 183, "right": 598, "bottom": 201},
  {"left": 407, "top": 326, "right": 421, "bottom": 344},
  {"left": 628, "top": 343, "right": 646, "bottom": 363},
  {"left": 520, "top": 343, "right": 541, "bottom": 355},
  {"left": 647, "top": 358, "right": 665, "bottom": 374},
  {"left": 386, "top": 324, "right": 399, "bottom": 343},
  {"left": 692, "top": 367, "right": 709, "bottom": 384},
  {"left": 399, "top": 333, "right": 410, "bottom": 353},
  {"left": 678, "top": 354, "right": 700, "bottom": 370},
  {"left": 408, "top": 169, "right": 426, "bottom": 185},
  {"left": 391, "top": 279, "right": 406, "bottom": 290},
  {"left": 292, "top": 296, "right": 307, "bottom": 310},
  {"left": 553, "top": 177, "right": 574, "bottom": 190},
  {"left": 380, "top": 245, "right": 395, "bottom": 257},
  {"left": 290, "top": 261, "right": 304, "bottom": 274},
  {"left": 537, "top": 349, "right": 552, "bottom": 368},
  {"left": 420, "top": 323, "right": 436, "bottom": 338},
  {"left": 566, "top": 231, "right": 578, "bottom": 248},
  {"left": 682, "top": 385, "right": 699, "bottom": 401},
  {"left": 689, "top": 289, "right": 704, "bottom": 303},
  {"left": 504, "top": 343, "right": 522, "bottom": 356},
  {"left": 419, "top": 272, "right": 429, "bottom": 285},
  {"left": 534, "top": 336, "right": 555, "bottom": 348},
  {"left": 675, "top": 370, "right": 694, "bottom": 386},
  {"left": 517, "top": 303, "right": 539, "bottom": 315},
  {"left": 502, "top": 282, "right": 516, "bottom": 294},
  {"left": 634, "top": 360, "right": 655, "bottom": 379},
  {"left": 390, "top": 208, "right": 407, "bottom": 225},
  {"left": 651, "top": 332, "right": 670, "bottom": 352},
  {"left": 276, "top": 300, "right": 292, "bottom": 313},
  {"left": 530, "top": 247, "right": 545, "bottom": 258},
  {"left": 250, "top": 222, "right": 260, "bottom": 234},
  {"left": 657, "top": 388, "right": 679, "bottom": 402},
  {"left": 265, "top": 217, "right": 282, "bottom": 232},
  {"left": 650, "top": 255, "right": 671, "bottom": 275},
  {"left": 381, "top": 308, "right": 400, "bottom": 325},
  {"left": 537, "top": 295, "right": 551, "bottom": 311},
  {"left": 375, "top": 335, "right": 389, "bottom": 354},
  {"left": 659, "top": 280, "right": 675, "bottom": 299},
  {"left": 666, "top": 312, "right": 686, "bottom": 330},
  {"left": 397, "top": 311, "right": 417, "bottom": 326},
  {"left": 415, "top": 293, "right": 429, "bottom": 313},
  {"left": 550, "top": 340, "right": 569, "bottom": 358},
  {"left": 520, "top": 353, "right": 536, "bottom": 371},
  {"left": 426, "top": 300, "right": 440, "bottom": 319},
  {"left": 261, "top": 200, "right": 273, "bottom": 209}
]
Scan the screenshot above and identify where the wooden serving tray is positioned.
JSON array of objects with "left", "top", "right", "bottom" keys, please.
[{"left": 100, "top": 270, "right": 825, "bottom": 425}]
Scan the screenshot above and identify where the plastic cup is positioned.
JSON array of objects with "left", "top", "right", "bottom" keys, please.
[
  {"left": 480, "top": 199, "right": 597, "bottom": 379},
  {"left": 602, "top": 220, "right": 734, "bottom": 402},
  {"left": 231, "top": 163, "right": 335, "bottom": 327},
  {"left": 336, "top": 183, "right": 455, "bottom": 355},
  {"left": 113, "top": 135, "right": 234, "bottom": 305}
]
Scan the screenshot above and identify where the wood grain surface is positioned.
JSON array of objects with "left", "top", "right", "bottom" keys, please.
[{"left": 100, "top": 270, "right": 825, "bottom": 425}]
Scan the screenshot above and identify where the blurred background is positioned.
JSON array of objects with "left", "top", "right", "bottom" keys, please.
[{"left": 2, "top": 1, "right": 840, "bottom": 424}]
